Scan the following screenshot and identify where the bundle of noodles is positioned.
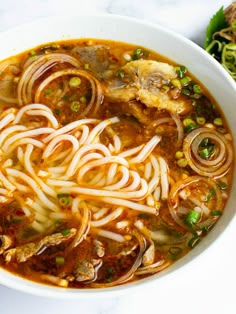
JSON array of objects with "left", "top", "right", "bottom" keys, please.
[{"left": 0, "top": 104, "right": 170, "bottom": 237}]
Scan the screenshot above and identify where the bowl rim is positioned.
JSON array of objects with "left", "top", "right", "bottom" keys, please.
[{"left": 0, "top": 12, "right": 235, "bottom": 299}]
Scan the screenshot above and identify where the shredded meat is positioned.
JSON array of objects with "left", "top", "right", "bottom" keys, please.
[{"left": 0, "top": 235, "right": 13, "bottom": 254}]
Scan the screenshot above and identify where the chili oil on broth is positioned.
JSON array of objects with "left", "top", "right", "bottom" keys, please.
[{"left": 0, "top": 38, "right": 233, "bottom": 289}]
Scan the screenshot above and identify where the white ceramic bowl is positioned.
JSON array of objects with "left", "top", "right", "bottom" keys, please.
[{"left": 0, "top": 14, "right": 235, "bottom": 298}]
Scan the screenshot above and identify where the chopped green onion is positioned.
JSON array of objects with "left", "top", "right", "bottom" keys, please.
[
  {"left": 44, "top": 88, "right": 51, "bottom": 95},
  {"left": 116, "top": 70, "right": 125, "bottom": 79},
  {"left": 217, "top": 181, "right": 227, "bottom": 190},
  {"left": 192, "top": 93, "right": 202, "bottom": 99},
  {"left": 196, "top": 117, "right": 206, "bottom": 125},
  {"left": 180, "top": 76, "right": 191, "bottom": 86},
  {"left": 186, "top": 210, "right": 201, "bottom": 224},
  {"left": 79, "top": 96, "right": 87, "bottom": 104},
  {"left": 184, "top": 124, "right": 198, "bottom": 133},
  {"left": 162, "top": 85, "right": 170, "bottom": 91},
  {"left": 199, "top": 148, "right": 211, "bottom": 159},
  {"left": 183, "top": 118, "right": 195, "bottom": 127},
  {"left": 84, "top": 63, "right": 89, "bottom": 70},
  {"left": 54, "top": 109, "right": 60, "bottom": 115},
  {"left": 213, "top": 117, "right": 223, "bottom": 126},
  {"left": 132, "top": 48, "right": 149, "bottom": 60},
  {"left": 175, "top": 65, "right": 187, "bottom": 78},
  {"left": 180, "top": 65, "right": 187, "bottom": 72},
  {"left": 70, "top": 101, "right": 80, "bottom": 112},
  {"left": 175, "top": 151, "right": 184, "bottom": 159},
  {"left": 55, "top": 256, "right": 65, "bottom": 264},
  {"left": 69, "top": 76, "right": 81, "bottom": 87},
  {"left": 188, "top": 236, "right": 200, "bottom": 248},
  {"left": 61, "top": 229, "right": 70, "bottom": 236},
  {"left": 177, "top": 158, "right": 188, "bottom": 168},
  {"left": 205, "top": 188, "right": 216, "bottom": 201},
  {"left": 171, "top": 78, "right": 181, "bottom": 88},
  {"left": 168, "top": 246, "right": 183, "bottom": 259},
  {"left": 57, "top": 193, "right": 72, "bottom": 207},
  {"left": 193, "top": 84, "right": 202, "bottom": 94},
  {"left": 181, "top": 89, "right": 191, "bottom": 96},
  {"left": 211, "top": 210, "right": 222, "bottom": 216}
]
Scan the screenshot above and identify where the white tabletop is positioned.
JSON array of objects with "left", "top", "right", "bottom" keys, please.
[{"left": 0, "top": 1, "right": 235, "bottom": 313}]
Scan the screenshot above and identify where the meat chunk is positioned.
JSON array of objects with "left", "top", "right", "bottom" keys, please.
[
  {"left": 73, "top": 45, "right": 110, "bottom": 78},
  {"left": 4, "top": 228, "right": 76, "bottom": 263},
  {"left": 106, "top": 60, "right": 191, "bottom": 115},
  {"left": 0, "top": 235, "right": 13, "bottom": 254}
]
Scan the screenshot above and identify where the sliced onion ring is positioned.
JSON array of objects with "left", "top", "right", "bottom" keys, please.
[
  {"left": 17, "top": 53, "right": 80, "bottom": 106},
  {"left": 91, "top": 231, "right": 146, "bottom": 287},
  {"left": 168, "top": 175, "right": 223, "bottom": 229},
  {"left": 34, "top": 68, "right": 103, "bottom": 118},
  {"left": 183, "top": 127, "right": 233, "bottom": 178}
]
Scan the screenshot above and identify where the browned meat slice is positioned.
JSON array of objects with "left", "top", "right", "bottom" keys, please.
[
  {"left": 106, "top": 60, "right": 191, "bottom": 115},
  {"left": 73, "top": 259, "right": 102, "bottom": 282},
  {"left": 4, "top": 228, "right": 76, "bottom": 263},
  {"left": 73, "top": 45, "right": 110, "bottom": 78}
]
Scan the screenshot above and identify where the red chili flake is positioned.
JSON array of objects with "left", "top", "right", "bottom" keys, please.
[
  {"left": 3, "top": 106, "right": 10, "bottom": 111},
  {"left": 111, "top": 55, "right": 119, "bottom": 62},
  {"left": 15, "top": 209, "right": 25, "bottom": 216},
  {"left": 169, "top": 198, "right": 177, "bottom": 206}
]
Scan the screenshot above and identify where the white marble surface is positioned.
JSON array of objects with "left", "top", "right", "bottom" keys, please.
[{"left": 0, "top": 1, "right": 235, "bottom": 313}]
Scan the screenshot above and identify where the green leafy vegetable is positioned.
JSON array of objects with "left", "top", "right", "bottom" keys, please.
[
  {"left": 204, "top": 3, "right": 236, "bottom": 80},
  {"left": 204, "top": 6, "right": 228, "bottom": 49}
]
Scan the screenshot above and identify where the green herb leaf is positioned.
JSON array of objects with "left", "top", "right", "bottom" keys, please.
[
  {"left": 204, "top": 6, "right": 228, "bottom": 49},
  {"left": 61, "top": 229, "right": 70, "bottom": 236}
]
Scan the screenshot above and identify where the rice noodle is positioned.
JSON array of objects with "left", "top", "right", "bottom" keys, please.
[{"left": 0, "top": 103, "right": 165, "bottom": 236}]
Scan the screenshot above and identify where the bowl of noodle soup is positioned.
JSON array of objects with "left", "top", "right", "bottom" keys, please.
[{"left": 0, "top": 14, "right": 235, "bottom": 298}]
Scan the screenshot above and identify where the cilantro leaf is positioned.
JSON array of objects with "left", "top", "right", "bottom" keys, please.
[{"left": 204, "top": 6, "right": 229, "bottom": 49}]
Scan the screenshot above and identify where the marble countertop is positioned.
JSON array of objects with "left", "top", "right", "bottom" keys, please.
[{"left": 0, "top": 1, "right": 235, "bottom": 314}]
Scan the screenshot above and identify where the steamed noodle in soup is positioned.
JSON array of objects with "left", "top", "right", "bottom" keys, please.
[{"left": 0, "top": 39, "right": 233, "bottom": 288}]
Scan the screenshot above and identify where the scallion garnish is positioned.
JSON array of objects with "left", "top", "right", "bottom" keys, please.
[
  {"left": 168, "top": 246, "right": 183, "bottom": 259},
  {"left": 44, "top": 88, "right": 51, "bottom": 95},
  {"left": 69, "top": 77, "right": 81, "bottom": 87},
  {"left": 132, "top": 48, "right": 149, "bottom": 60},
  {"left": 186, "top": 210, "right": 201, "bottom": 224},
  {"left": 206, "top": 188, "right": 216, "bottom": 201},
  {"left": 188, "top": 236, "right": 201, "bottom": 248},
  {"left": 211, "top": 210, "right": 222, "bottom": 216},
  {"left": 217, "top": 181, "right": 227, "bottom": 190},
  {"left": 70, "top": 101, "right": 80, "bottom": 112},
  {"left": 54, "top": 109, "right": 60, "bottom": 115},
  {"left": 57, "top": 193, "right": 72, "bottom": 207},
  {"left": 184, "top": 124, "right": 198, "bottom": 133},
  {"left": 55, "top": 256, "right": 65, "bottom": 264},
  {"left": 61, "top": 229, "right": 70, "bottom": 236},
  {"left": 193, "top": 84, "right": 202, "bottom": 94}
]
